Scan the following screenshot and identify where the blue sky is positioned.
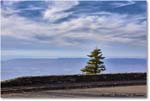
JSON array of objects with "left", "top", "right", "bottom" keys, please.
[{"left": 1, "top": 0, "right": 147, "bottom": 60}]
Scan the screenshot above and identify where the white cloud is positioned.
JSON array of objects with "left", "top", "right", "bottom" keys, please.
[
  {"left": 43, "top": 1, "right": 79, "bottom": 22},
  {"left": 1, "top": 1, "right": 146, "bottom": 48},
  {"left": 111, "top": 1, "right": 135, "bottom": 8}
]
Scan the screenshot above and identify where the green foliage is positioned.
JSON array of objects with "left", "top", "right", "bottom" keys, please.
[{"left": 81, "top": 48, "right": 106, "bottom": 74}]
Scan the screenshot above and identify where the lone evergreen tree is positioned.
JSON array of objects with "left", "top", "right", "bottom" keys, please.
[{"left": 81, "top": 48, "right": 106, "bottom": 74}]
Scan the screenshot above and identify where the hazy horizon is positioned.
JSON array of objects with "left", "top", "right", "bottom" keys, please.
[
  {"left": 2, "top": 56, "right": 147, "bottom": 61},
  {"left": 1, "top": 58, "right": 146, "bottom": 80}
]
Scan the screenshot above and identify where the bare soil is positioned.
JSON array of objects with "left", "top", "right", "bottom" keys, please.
[{"left": 1, "top": 85, "right": 147, "bottom": 98}]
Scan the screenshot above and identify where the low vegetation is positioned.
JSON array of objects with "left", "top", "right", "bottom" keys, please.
[{"left": 1, "top": 73, "right": 146, "bottom": 87}]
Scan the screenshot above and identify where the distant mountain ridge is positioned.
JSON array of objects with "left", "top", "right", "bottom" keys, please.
[{"left": 1, "top": 58, "right": 146, "bottom": 80}]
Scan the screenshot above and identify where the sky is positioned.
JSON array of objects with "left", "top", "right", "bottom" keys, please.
[{"left": 1, "top": 0, "right": 147, "bottom": 60}]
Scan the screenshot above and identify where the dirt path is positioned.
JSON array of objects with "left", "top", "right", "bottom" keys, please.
[{"left": 1, "top": 85, "right": 146, "bottom": 98}]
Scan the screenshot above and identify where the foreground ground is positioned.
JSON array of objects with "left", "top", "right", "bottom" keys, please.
[{"left": 1, "top": 85, "right": 146, "bottom": 98}]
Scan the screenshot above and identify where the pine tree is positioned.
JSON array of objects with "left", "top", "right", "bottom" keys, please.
[{"left": 81, "top": 48, "right": 106, "bottom": 74}]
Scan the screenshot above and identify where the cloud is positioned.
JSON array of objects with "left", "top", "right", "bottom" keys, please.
[
  {"left": 43, "top": 1, "right": 79, "bottom": 22},
  {"left": 1, "top": 1, "right": 146, "bottom": 49},
  {"left": 1, "top": 12, "right": 146, "bottom": 47},
  {"left": 111, "top": 1, "right": 135, "bottom": 8}
]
